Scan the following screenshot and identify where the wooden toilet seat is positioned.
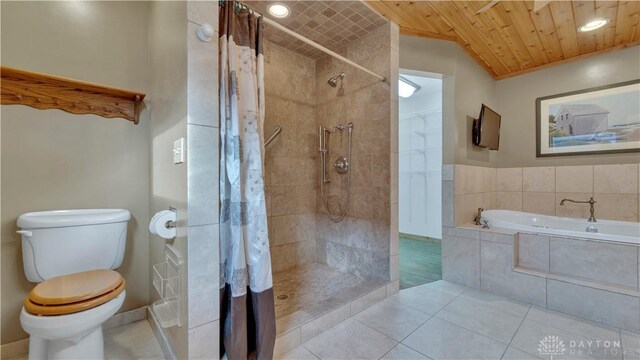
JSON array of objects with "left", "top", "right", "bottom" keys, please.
[{"left": 24, "top": 269, "right": 125, "bottom": 316}]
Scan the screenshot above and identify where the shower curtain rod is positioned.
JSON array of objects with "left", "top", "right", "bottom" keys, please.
[
  {"left": 261, "top": 16, "right": 386, "bottom": 83},
  {"left": 228, "top": 1, "right": 386, "bottom": 83}
]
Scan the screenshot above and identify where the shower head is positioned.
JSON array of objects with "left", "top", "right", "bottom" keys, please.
[{"left": 327, "top": 72, "right": 345, "bottom": 87}]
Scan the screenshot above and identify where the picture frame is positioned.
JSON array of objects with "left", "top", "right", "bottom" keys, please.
[{"left": 536, "top": 79, "right": 640, "bottom": 157}]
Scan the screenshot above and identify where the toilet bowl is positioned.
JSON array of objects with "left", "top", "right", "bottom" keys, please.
[
  {"left": 16, "top": 209, "right": 131, "bottom": 360},
  {"left": 21, "top": 291, "right": 126, "bottom": 360},
  {"left": 20, "top": 269, "right": 126, "bottom": 359}
]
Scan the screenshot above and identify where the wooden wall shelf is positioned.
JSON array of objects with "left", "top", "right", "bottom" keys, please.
[{"left": 1, "top": 66, "right": 145, "bottom": 124}]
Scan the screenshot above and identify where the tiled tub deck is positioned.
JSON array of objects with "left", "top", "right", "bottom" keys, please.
[{"left": 442, "top": 224, "right": 640, "bottom": 332}]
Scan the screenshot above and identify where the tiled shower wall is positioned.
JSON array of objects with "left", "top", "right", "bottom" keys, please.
[
  {"left": 453, "top": 164, "right": 640, "bottom": 225},
  {"left": 315, "top": 24, "right": 392, "bottom": 280},
  {"left": 264, "top": 41, "right": 317, "bottom": 273}
]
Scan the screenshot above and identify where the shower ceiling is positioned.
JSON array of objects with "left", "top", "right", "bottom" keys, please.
[{"left": 244, "top": 1, "right": 388, "bottom": 58}]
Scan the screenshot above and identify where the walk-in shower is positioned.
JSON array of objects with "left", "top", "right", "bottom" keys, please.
[
  {"left": 318, "top": 122, "right": 353, "bottom": 222},
  {"left": 253, "top": 0, "right": 392, "bottom": 343}
]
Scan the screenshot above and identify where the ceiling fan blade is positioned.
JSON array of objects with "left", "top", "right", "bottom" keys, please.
[
  {"left": 533, "top": 0, "right": 551, "bottom": 12},
  {"left": 475, "top": 0, "right": 500, "bottom": 14}
]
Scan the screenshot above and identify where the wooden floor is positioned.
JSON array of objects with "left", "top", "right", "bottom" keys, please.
[{"left": 399, "top": 235, "right": 442, "bottom": 290}]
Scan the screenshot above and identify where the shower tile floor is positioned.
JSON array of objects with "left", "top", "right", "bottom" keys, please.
[{"left": 273, "top": 263, "right": 387, "bottom": 334}]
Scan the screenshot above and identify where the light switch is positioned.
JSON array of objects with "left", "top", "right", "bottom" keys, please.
[{"left": 173, "top": 138, "right": 184, "bottom": 164}]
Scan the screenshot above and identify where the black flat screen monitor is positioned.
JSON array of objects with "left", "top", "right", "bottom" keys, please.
[{"left": 473, "top": 104, "right": 501, "bottom": 150}]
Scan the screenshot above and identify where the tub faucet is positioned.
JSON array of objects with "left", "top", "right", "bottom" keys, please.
[
  {"left": 474, "top": 208, "right": 484, "bottom": 225},
  {"left": 560, "top": 197, "right": 597, "bottom": 222}
]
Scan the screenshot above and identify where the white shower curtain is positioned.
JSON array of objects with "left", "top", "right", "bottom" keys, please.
[{"left": 219, "top": 2, "right": 275, "bottom": 359}]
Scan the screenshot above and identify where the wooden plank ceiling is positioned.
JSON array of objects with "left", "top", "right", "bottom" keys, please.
[{"left": 366, "top": 0, "right": 640, "bottom": 79}]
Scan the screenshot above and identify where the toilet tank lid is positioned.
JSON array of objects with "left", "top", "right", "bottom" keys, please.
[{"left": 18, "top": 209, "right": 131, "bottom": 229}]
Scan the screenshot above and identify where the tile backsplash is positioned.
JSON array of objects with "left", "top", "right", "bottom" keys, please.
[
  {"left": 453, "top": 164, "right": 640, "bottom": 225},
  {"left": 450, "top": 165, "right": 496, "bottom": 226}
]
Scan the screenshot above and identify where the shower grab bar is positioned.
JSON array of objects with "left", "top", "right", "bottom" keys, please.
[{"left": 265, "top": 126, "right": 282, "bottom": 148}]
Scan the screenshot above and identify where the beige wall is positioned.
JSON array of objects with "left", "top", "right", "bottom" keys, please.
[
  {"left": 401, "top": 36, "right": 640, "bottom": 169},
  {"left": 399, "top": 35, "right": 497, "bottom": 167},
  {"left": 0, "top": 1, "right": 151, "bottom": 344},
  {"left": 403, "top": 37, "right": 640, "bottom": 227},
  {"left": 495, "top": 46, "right": 640, "bottom": 168},
  {"left": 263, "top": 41, "right": 317, "bottom": 273},
  {"left": 148, "top": 1, "right": 188, "bottom": 357}
]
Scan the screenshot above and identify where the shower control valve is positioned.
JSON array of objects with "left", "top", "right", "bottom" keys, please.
[{"left": 334, "top": 156, "right": 349, "bottom": 174}]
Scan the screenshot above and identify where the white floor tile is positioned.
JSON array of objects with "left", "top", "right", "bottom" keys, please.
[
  {"left": 276, "top": 346, "right": 320, "bottom": 360},
  {"left": 459, "top": 288, "right": 531, "bottom": 317},
  {"left": 621, "top": 330, "right": 640, "bottom": 360},
  {"left": 436, "top": 297, "right": 525, "bottom": 343},
  {"left": 526, "top": 307, "right": 621, "bottom": 341},
  {"left": 510, "top": 319, "right": 622, "bottom": 360},
  {"left": 104, "top": 320, "right": 165, "bottom": 360},
  {"left": 388, "top": 283, "right": 460, "bottom": 316},
  {"left": 355, "top": 298, "right": 431, "bottom": 341},
  {"left": 382, "top": 344, "right": 431, "bottom": 360},
  {"left": 402, "top": 317, "right": 507, "bottom": 360},
  {"left": 416, "top": 281, "right": 467, "bottom": 295},
  {"left": 303, "top": 319, "right": 397, "bottom": 359},
  {"left": 502, "top": 347, "right": 541, "bottom": 360}
]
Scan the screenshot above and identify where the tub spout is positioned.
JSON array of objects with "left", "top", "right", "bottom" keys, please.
[
  {"left": 474, "top": 208, "right": 484, "bottom": 226},
  {"left": 560, "top": 197, "right": 597, "bottom": 222}
]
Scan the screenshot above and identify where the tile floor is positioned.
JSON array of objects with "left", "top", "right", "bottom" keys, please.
[
  {"left": 104, "top": 320, "right": 164, "bottom": 359},
  {"left": 399, "top": 236, "right": 442, "bottom": 289},
  {"left": 273, "top": 263, "right": 387, "bottom": 334},
  {"left": 7, "top": 280, "right": 640, "bottom": 360},
  {"left": 277, "top": 280, "right": 640, "bottom": 360},
  {"left": 3, "top": 320, "right": 164, "bottom": 360}
]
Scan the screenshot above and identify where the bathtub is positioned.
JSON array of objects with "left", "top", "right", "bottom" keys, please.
[{"left": 481, "top": 210, "right": 640, "bottom": 244}]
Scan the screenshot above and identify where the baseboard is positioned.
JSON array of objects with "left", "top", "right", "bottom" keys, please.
[
  {"left": 399, "top": 233, "right": 442, "bottom": 243},
  {"left": 103, "top": 306, "right": 148, "bottom": 331},
  {"left": 1, "top": 306, "right": 148, "bottom": 359},
  {"left": 147, "top": 306, "right": 177, "bottom": 360}
]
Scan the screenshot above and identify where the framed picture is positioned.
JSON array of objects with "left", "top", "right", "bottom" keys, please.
[{"left": 536, "top": 79, "right": 640, "bottom": 157}]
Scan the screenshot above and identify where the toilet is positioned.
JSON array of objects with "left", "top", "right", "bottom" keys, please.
[{"left": 17, "top": 209, "right": 131, "bottom": 360}]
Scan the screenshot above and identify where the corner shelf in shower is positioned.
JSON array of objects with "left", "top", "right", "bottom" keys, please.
[{"left": 1, "top": 66, "right": 145, "bottom": 124}]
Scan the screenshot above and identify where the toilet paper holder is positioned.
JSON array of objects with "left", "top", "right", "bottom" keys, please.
[
  {"left": 165, "top": 207, "right": 177, "bottom": 229},
  {"left": 149, "top": 207, "right": 178, "bottom": 240}
]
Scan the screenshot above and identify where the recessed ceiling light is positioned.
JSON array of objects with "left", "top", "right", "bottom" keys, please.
[
  {"left": 579, "top": 18, "right": 608, "bottom": 32},
  {"left": 268, "top": 3, "right": 290, "bottom": 18},
  {"left": 399, "top": 76, "right": 421, "bottom": 98}
]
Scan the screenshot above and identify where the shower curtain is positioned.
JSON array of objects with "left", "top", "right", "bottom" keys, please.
[{"left": 219, "top": 2, "right": 275, "bottom": 359}]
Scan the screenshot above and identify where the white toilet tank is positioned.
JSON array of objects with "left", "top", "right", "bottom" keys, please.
[{"left": 17, "top": 209, "right": 131, "bottom": 283}]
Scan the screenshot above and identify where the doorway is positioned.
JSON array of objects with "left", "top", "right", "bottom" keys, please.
[{"left": 398, "top": 71, "right": 443, "bottom": 289}]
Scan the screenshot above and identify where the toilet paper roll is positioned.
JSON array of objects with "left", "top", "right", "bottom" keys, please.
[{"left": 149, "top": 210, "right": 176, "bottom": 239}]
